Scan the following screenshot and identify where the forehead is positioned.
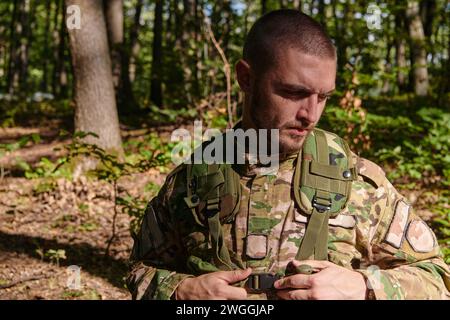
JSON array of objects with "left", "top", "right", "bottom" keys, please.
[{"left": 266, "top": 48, "right": 336, "bottom": 92}]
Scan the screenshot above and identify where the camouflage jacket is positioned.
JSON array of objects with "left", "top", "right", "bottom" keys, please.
[{"left": 127, "top": 142, "right": 450, "bottom": 300}]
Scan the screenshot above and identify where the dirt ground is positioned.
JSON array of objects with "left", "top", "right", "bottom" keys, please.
[{"left": 0, "top": 171, "right": 166, "bottom": 300}]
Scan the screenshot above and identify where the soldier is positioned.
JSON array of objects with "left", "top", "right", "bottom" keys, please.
[{"left": 127, "top": 10, "right": 450, "bottom": 300}]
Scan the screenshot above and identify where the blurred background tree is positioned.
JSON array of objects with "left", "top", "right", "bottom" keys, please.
[{"left": 0, "top": 0, "right": 448, "bottom": 188}]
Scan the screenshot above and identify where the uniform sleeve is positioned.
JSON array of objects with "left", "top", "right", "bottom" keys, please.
[
  {"left": 126, "top": 169, "right": 193, "bottom": 300},
  {"left": 353, "top": 157, "right": 450, "bottom": 300}
]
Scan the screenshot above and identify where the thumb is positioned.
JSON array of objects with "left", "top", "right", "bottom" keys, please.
[
  {"left": 219, "top": 268, "right": 252, "bottom": 284},
  {"left": 294, "top": 259, "right": 332, "bottom": 270}
]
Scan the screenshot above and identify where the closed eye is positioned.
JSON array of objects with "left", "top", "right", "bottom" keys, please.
[
  {"left": 318, "top": 93, "right": 331, "bottom": 102},
  {"left": 279, "top": 90, "right": 311, "bottom": 100}
]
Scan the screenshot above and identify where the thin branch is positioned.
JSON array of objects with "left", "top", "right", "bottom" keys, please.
[
  {"left": 203, "top": 15, "right": 234, "bottom": 128},
  {"left": 0, "top": 274, "right": 51, "bottom": 290},
  {"left": 104, "top": 180, "right": 119, "bottom": 257}
]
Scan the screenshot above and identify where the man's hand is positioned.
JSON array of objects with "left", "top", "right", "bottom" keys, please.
[
  {"left": 175, "top": 268, "right": 252, "bottom": 300},
  {"left": 274, "top": 260, "right": 367, "bottom": 300}
]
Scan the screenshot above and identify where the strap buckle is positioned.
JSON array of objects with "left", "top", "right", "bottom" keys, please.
[
  {"left": 312, "top": 196, "right": 331, "bottom": 213},
  {"left": 245, "top": 273, "right": 280, "bottom": 293}
]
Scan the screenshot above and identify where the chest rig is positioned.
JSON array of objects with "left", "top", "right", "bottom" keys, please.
[{"left": 182, "top": 128, "right": 357, "bottom": 274}]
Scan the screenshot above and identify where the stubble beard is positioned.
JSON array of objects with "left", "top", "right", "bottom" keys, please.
[{"left": 248, "top": 94, "right": 307, "bottom": 155}]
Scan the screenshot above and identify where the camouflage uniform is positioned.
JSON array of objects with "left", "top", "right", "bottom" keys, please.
[{"left": 127, "top": 131, "right": 450, "bottom": 300}]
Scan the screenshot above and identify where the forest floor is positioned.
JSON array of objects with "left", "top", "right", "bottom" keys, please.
[
  {"left": 0, "top": 171, "right": 168, "bottom": 300},
  {"left": 0, "top": 121, "right": 171, "bottom": 300},
  {"left": 0, "top": 121, "right": 446, "bottom": 300}
]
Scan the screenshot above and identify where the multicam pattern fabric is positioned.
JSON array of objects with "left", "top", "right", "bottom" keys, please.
[{"left": 127, "top": 132, "right": 450, "bottom": 300}]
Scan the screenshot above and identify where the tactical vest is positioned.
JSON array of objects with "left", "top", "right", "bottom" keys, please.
[{"left": 182, "top": 128, "right": 357, "bottom": 273}]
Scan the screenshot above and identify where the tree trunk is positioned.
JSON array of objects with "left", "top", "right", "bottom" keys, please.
[
  {"left": 420, "top": 0, "right": 436, "bottom": 38},
  {"left": 118, "top": 0, "right": 142, "bottom": 115},
  {"left": 223, "top": 0, "right": 232, "bottom": 58},
  {"left": 66, "top": 0, "right": 123, "bottom": 155},
  {"left": 6, "top": 0, "right": 20, "bottom": 95},
  {"left": 41, "top": 0, "right": 52, "bottom": 92},
  {"left": 333, "top": 0, "right": 347, "bottom": 76},
  {"left": 261, "top": 0, "right": 267, "bottom": 15},
  {"left": 180, "top": 0, "right": 198, "bottom": 103},
  {"left": 56, "top": 1, "right": 68, "bottom": 98},
  {"left": 420, "top": 0, "right": 436, "bottom": 61},
  {"left": 406, "top": 1, "right": 429, "bottom": 96},
  {"left": 395, "top": 10, "right": 407, "bottom": 92},
  {"left": 317, "top": 0, "right": 326, "bottom": 26},
  {"left": 52, "top": 0, "right": 62, "bottom": 96},
  {"left": 104, "top": 0, "right": 123, "bottom": 90},
  {"left": 150, "top": 0, "right": 163, "bottom": 107},
  {"left": 19, "top": 0, "right": 33, "bottom": 92}
]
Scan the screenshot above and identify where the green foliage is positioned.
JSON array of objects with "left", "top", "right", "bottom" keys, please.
[
  {"left": 144, "top": 181, "right": 161, "bottom": 195},
  {"left": 0, "top": 100, "right": 72, "bottom": 128},
  {"left": 148, "top": 105, "right": 198, "bottom": 123},
  {"left": 374, "top": 108, "right": 450, "bottom": 185},
  {"left": 45, "top": 249, "right": 67, "bottom": 267},
  {"left": 22, "top": 157, "right": 72, "bottom": 179},
  {"left": 0, "top": 134, "right": 39, "bottom": 158},
  {"left": 78, "top": 222, "right": 98, "bottom": 232},
  {"left": 429, "top": 190, "right": 450, "bottom": 264},
  {"left": 322, "top": 101, "right": 450, "bottom": 188},
  {"left": 123, "top": 132, "right": 173, "bottom": 173},
  {"left": 33, "top": 180, "right": 56, "bottom": 194},
  {"left": 116, "top": 193, "right": 148, "bottom": 238},
  {"left": 62, "top": 290, "right": 83, "bottom": 299}
]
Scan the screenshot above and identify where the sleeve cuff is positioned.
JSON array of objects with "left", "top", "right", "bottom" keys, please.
[
  {"left": 153, "top": 271, "right": 194, "bottom": 300},
  {"left": 356, "top": 269, "right": 403, "bottom": 300}
]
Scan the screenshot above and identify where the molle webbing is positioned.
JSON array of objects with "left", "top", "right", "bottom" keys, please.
[
  {"left": 184, "top": 162, "right": 241, "bottom": 271},
  {"left": 294, "top": 129, "right": 356, "bottom": 261}
]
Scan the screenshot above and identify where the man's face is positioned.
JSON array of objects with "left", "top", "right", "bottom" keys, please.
[{"left": 238, "top": 48, "right": 336, "bottom": 154}]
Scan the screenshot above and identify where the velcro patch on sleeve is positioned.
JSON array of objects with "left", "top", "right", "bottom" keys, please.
[
  {"left": 384, "top": 200, "right": 410, "bottom": 248},
  {"left": 406, "top": 220, "right": 436, "bottom": 253},
  {"left": 245, "top": 234, "right": 268, "bottom": 259}
]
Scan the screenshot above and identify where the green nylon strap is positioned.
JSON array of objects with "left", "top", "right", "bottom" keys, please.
[
  {"left": 208, "top": 212, "right": 233, "bottom": 270},
  {"left": 205, "top": 163, "right": 233, "bottom": 270},
  {"left": 183, "top": 163, "right": 234, "bottom": 271},
  {"left": 293, "top": 148, "right": 304, "bottom": 214},
  {"left": 295, "top": 130, "right": 332, "bottom": 261},
  {"left": 315, "top": 130, "right": 329, "bottom": 165},
  {"left": 183, "top": 164, "right": 205, "bottom": 226},
  {"left": 197, "top": 172, "right": 224, "bottom": 197},
  {"left": 295, "top": 207, "right": 328, "bottom": 260}
]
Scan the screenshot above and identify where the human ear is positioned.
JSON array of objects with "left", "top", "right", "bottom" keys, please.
[{"left": 235, "top": 59, "right": 251, "bottom": 93}]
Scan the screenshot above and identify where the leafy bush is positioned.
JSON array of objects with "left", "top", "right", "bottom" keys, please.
[{"left": 321, "top": 102, "right": 449, "bottom": 187}]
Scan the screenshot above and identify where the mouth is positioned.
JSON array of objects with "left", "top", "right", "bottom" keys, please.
[{"left": 284, "top": 127, "right": 310, "bottom": 137}]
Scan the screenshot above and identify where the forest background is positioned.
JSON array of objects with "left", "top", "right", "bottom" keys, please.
[{"left": 0, "top": 0, "right": 448, "bottom": 299}]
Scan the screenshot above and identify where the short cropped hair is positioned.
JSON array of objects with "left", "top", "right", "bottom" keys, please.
[{"left": 243, "top": 9, "right": 336, "bottom": 74}]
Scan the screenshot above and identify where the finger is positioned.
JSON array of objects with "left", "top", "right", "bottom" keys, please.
[
  {"left": 219, "top": 285, "right": 248, "bottom": 300},
  {"left": 274, "top": 274, "right": 312, "bottom": 289},
  {"left": 293, "top": 259, "right": 332, "bottom": 270},
  {"left": 218, "top": 268, "right": 252, "bottom": 284},
  {"left": 276, "top": 289, "right": 312, "bottom": 300}
]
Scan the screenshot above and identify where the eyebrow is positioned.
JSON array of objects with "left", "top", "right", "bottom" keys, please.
[{"left": 274, "top": 81, "right": 335, "bottom": 96}]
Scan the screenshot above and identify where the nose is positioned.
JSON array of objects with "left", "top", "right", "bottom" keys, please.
[{"left": 295, "top": 94, "right": 320, "bottom": 125}]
